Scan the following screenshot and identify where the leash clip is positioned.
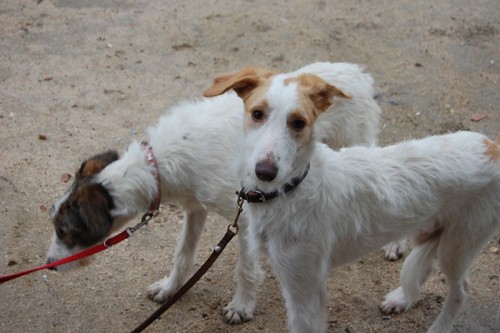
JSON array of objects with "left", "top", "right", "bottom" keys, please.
[
  {"left": 129, "top": 210, "right": 158, "bottom": 235},
  {"left": 228, "top": 190, "right": 246, "bottom": 235}
]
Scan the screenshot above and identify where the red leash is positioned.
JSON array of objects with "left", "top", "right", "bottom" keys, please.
[{"left": 0, "top": 212, "right": 154, "bottom": 284}]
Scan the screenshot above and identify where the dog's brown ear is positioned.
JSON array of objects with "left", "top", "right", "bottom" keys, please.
[
  {"left": 203, "top": 67, "right": 275, "bottom": 100},
  {"left": 308, "top": 84, "right": 351, "bottom": 113},
  {"left": 54, "top": 183, "right": 114, "bottom": 248},
  {"left": 78, "top": 150, "right": 119, "bottom": 178},
  {"left": 76, "top": 183, "right": 115, "bottom": 246},
  {"left": 295, "top": 74, "right": 352, "bottom": 115}
]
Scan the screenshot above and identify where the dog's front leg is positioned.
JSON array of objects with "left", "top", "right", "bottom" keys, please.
[
  {"left": 269, "top": 246, "right": 330, "bottom": 333},
  {"left": 223, "top": 218, "right": 263, "bottom": 324},
  {"left": 147, "top": 207, "right": 208, "bottom": 302}
]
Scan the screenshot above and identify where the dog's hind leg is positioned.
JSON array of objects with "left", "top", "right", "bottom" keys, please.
[
  {"left": 381, "top": 233, "right": 440, "bottom": 314},
  {"left": 428, "top": 214, "right": 496, "bottom": 333},
  {"left": 223, "top": 218, "right": 263, "bottom": 324},
  {"left": 147, "top": 206, "right": 208, "bottom": 303}
]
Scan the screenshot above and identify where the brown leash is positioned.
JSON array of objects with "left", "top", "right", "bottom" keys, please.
[{"left": 129, "top": 192, "right": 244, "bottom": 333}]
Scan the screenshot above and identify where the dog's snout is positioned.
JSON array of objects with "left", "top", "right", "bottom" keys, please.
[
  {"left": 255, "top": 160, "right": 278, "bottom": 182},
  {"left": 49, "top": 204, "right": 55, "bottom": 216},
  {"left": 46, "top": 257, "right": 58, "bottom": 271}
]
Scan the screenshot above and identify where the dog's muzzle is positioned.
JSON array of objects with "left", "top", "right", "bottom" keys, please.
[{"left": 255, "top": 160, "right": 278, "bottom": 182}]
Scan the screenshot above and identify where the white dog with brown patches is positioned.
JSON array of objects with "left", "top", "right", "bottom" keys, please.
[
  {"left": 47, "top": 62, "right": 382, "bottom": 324},
  {"left": 203, "top": 69, "right": 500, "bottom": 333}
]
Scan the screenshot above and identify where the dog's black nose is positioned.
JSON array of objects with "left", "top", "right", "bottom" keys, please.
[
  {"left": 255, "top": 160, "right": 278, "bottom": 182},
  {"left": 46, "top": 258, "right": 58, "bottom": 271}
]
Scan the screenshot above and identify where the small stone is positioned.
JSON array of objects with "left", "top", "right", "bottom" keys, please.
[
  {"left": 470, "top": 113, "right": 487, "bottom": 122},
  {"left": 61, "top": 173, "right": 72, "bottom": 183},
  {"left": 489, "top": 246, "right": 499, "bottom": 254},
  {"left": 7, "top": 259, "right": 18, "bottom": 266}
]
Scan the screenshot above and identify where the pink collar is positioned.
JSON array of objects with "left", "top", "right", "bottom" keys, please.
[{"left": 142, "top": 142, "right": 161, "bottom": 214}]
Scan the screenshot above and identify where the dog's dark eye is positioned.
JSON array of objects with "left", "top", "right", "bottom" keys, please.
[
  {"left": 290, "top": 118, "right": 306, "bottom": 131},
  {"left": 251, "top": 109, "right": 265, "bottom": 121}
]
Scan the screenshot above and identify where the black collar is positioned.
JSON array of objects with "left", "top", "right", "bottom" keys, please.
[{"left": 239, "top": 163, "right": 310, "bottom": 203}]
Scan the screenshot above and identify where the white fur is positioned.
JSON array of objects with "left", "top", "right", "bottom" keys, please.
[
  {"left": 236, "top": 73, "right": 500, "bottom": 333},
  {"left": 48, "top": 62, "right": 382, "bottom": 323}
]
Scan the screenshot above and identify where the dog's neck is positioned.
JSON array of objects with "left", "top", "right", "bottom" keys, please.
[{"left": 97, "top": 141, "right": 161, "bottom": 219}]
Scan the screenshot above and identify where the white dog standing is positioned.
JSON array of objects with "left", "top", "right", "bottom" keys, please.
[
  {"left": 47, "top": 62, "right": 382, "bottom": 324},
  {"left": 203, "top": 69, "right": 500, "bottom": 333}
]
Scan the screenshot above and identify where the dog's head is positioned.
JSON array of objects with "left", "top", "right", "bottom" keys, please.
[
  {"left": 46, "top": 150, "right": 119, "bottom": 270},
  {"left": 204, "top": 67, "right": 351, "bottom": 190}
]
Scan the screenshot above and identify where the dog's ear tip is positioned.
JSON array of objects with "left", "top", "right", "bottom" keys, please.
[
  {"left": 202, "top": 88, "right": 216, "bottom": 97},
  {"left": 79, "top": 150, "right": 119, "bottom": 177}
]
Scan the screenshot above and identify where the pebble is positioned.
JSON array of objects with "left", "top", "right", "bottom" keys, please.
[
  {"left": 471, "top": 113, "right": 487, "bottom": 122},
  {"left": 7, "top": 259, "right": 18, "bottom": 266},
  {"left": 61, "top": 173, "right": 72, "bottom": 182}
]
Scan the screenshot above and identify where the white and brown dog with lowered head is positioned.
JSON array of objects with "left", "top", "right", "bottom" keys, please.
[
  {"left": 47, "top": 62, "right": 382, "bottom": 324},
  {"left": 203, "top": 68, "right": 500, "bottom": 333}
]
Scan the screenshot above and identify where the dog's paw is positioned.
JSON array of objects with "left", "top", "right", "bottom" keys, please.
[
  {"left": 380, "top": 287, "right": 411, "bottom": 314},
  {"left": 383, "top": 239, "right": 407, "bottom": 261},
  {"left": 147, "top": 277, "right": 180, "bottom": 303},
  {"left": 223, "top": 302, "right": 254, "bottom": 325}
]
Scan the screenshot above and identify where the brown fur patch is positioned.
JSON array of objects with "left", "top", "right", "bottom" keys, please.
[
  {"left": 80, "top": 160, "right": 107, "bottom": 177},
  {"left": 415, "top": 227, "right": 443, "bottom": 245},
  {"left": 286, "top": 74, "right": 352, "bottom": 115},
  {"left": 483, "top": 138, "right": 500, "bottom": 161},
  {"left": 78, "top": 151, "right": 118, "bottom": 178},
  {"left": 54, "top": 182, "right": 114, "bottom": 247},
  {"left": 203, "top": 67, "right": 276, "bottom": 99}
]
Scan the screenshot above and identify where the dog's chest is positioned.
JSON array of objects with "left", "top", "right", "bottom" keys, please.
[{"left": 247, "top": 201, "right": 310, "bottom": 249}]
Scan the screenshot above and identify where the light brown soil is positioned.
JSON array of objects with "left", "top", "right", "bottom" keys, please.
[{"left": 0, "top": 1, "right": 498, "bottom": 332}]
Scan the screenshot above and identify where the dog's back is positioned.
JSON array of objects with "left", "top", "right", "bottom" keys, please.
[
  {"left": 147, "top": 93, "right": 246, "bottom": 217},
  {"left": 323, "top": 131, "right": 500, "bottom": 260}
]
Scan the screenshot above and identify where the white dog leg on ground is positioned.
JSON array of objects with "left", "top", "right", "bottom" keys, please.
[
  {"left": 223, "top": 218, "right": 263, "bottom": 323},
  {"left": 147, "top": 206, "right": 208, "bottom": 302},
  {"left": 266, "top": 238, "right": 330, "bottom": 333},
  {"left": 381, "top": 237, "right": 439, "bottom": 313},
  {"left": 419, "top": 205, "right": 495, "bottom": 333}
]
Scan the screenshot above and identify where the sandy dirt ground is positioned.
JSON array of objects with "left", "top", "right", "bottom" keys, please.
[{"left": 1, "top": 0, "right": 499, "bottom": 332}]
